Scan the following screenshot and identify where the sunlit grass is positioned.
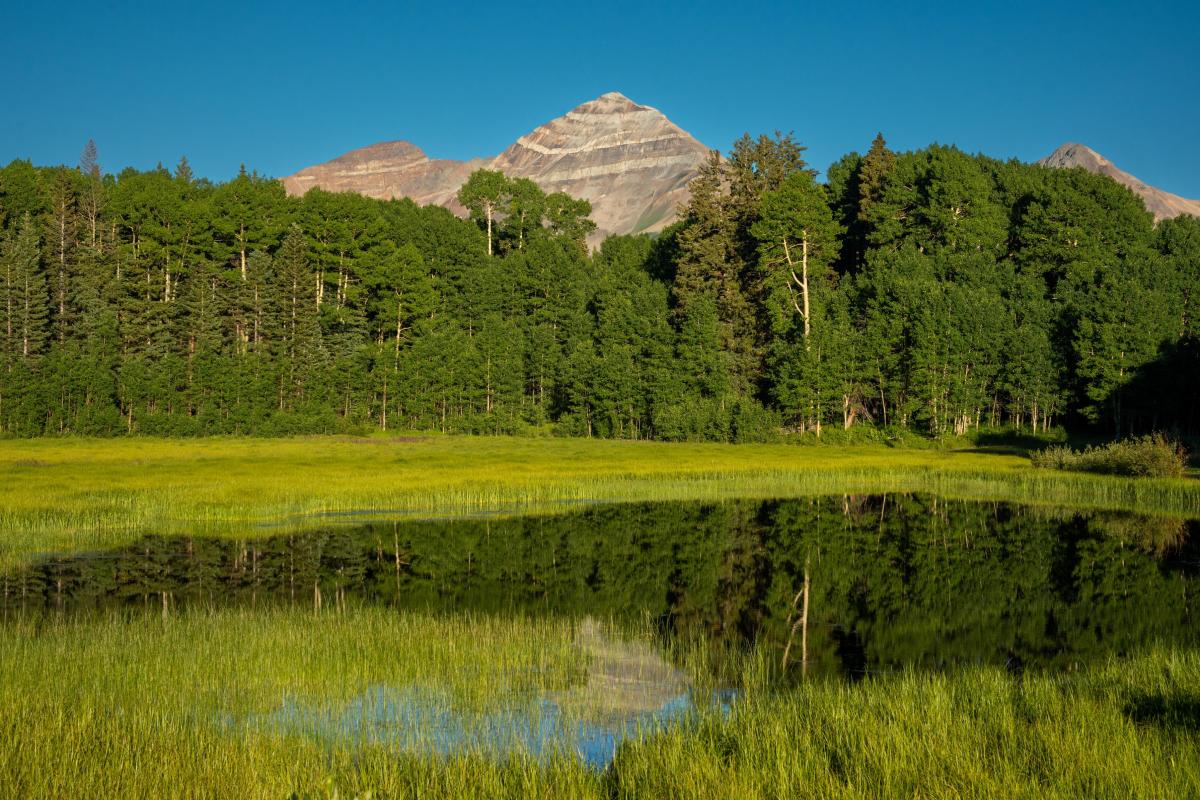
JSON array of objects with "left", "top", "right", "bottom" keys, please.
[
  {"left": 0, "top": 606, "right": 1195, "bottom": 799},
  {"left": 0, "top": 607, "right": 599, "bottom": 798},
  {"left": 0, "top": 434, "right": 1196, "bottom": 568},
  {"left": 610, "top": 647, "right": 1200, "bottom": 799}
]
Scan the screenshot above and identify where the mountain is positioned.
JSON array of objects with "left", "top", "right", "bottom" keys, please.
[
  {"left": 281, "top": 141, "right": 483, "bottom": 208},
  {"left": 1037, "top": 143, "right": 1200, "bottom": 221},
  {"left": 282, "top": 93, "right": 711, "bottom": 244}
]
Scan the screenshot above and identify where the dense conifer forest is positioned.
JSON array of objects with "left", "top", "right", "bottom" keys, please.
[{"left": 0, "top": 135, "right": 1196, "bottom": 439}]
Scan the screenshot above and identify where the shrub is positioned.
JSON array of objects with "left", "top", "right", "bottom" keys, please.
[{"left": 1031, "top": 434, "right": 1188, "bottom": 478}]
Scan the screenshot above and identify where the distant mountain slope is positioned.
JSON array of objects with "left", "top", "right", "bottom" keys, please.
[
  {"left": 1038, "top": 143, "right": 1200, "bottom": 221},
  {"left": 283, "top": 93, "right": 711, "bottom": 244},
  {"left": 282, "top": 141, "right": 483, "bottom": 208}
]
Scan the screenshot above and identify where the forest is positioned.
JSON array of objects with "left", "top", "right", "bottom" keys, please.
[{"left": 0, "top": 135, "right": 1196, "bottom": 440}]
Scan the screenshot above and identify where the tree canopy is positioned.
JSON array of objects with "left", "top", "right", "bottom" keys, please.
[{"left": 0, "top": 135, "right": 1195, "bottom": 439}]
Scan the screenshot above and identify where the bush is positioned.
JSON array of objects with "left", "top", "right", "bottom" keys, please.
[{"left": 1031, "top": 434, "right": 1188, "bottom": 478}]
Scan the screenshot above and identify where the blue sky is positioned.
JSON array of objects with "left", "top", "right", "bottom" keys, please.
[{"left": 3, "top": 0, "right": 1198, "bottom": 196}]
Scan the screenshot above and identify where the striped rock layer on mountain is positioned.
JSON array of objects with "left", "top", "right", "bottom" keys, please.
[
  {"left": 1038, "top": 143, "right": 1200, "bottom": 222},
  {"left": 282, "top": 93, "right": 711, "bottom": 245}
]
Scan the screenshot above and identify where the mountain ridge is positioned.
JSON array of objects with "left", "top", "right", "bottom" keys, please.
[
  {"left": 282, "top": 92, "right": 710, "bottom": 244},
  {"left": 1037, "top": 142, "right": 1200, "bottom": 221}
]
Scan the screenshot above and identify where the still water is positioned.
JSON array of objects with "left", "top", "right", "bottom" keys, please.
[{"left": 4, "top": 495, "right": 1197, "bottom": 765}]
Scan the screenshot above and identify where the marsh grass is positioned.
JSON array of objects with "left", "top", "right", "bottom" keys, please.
[
  {"left": 0, "top": 435, "right": 1196, "bottom": 569},
  {"left": 609, "top": 648, "right": 1200, "bottom": 799},
  {"left": 0, "top": 606, "right": 1195, "bottom": 799},
  {"left": 0, "top": 607, "right": 598, "bottom": 798}
]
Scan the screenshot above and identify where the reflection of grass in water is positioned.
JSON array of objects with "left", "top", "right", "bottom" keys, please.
[
  {"left": 1091, "top": 512, "right": 1190, "bottom": 554},
  {"left": 1, "top": 605, "right": 1198, "bottom": 798},
  {"left": 1, "top": 435, "right": 1198, "bottom": 569}
]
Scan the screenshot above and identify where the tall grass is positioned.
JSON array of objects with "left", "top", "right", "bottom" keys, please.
[
  {"left": 610, "top": 649, "right": 1200, "bottom": 799},
  {"left": 0, "top": 435, "right": 1196, "bottom": 569},
  {"left": 0, "top": 606, "right": 1195, "bottom": 798}
]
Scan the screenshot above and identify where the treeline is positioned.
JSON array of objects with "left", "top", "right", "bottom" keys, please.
[{"left": 0, "top": 135, "right": 1196, "bottom": 439}]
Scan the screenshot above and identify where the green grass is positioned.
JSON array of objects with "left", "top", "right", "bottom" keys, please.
[
  {"left": 0, "top": 606, "right": 1195, "bottom": 799},
  {"left": 2, "top": 432, "right": 1196, "bottom": 798},
  {"left": 609, "top": 649, "right": 1200, "bottom": 799},
  {"left": 0, "top": 434, "right": 1197, "bottom": 568}
]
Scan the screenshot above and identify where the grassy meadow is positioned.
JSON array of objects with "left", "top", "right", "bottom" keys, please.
[
  {"left": 0, "top": 607, "right": 1196, "bottom": 799},
  {"left": 0, "top": 433, "right": 1197, "bottom": 568},
  {"left": 2, "top": 433, "right": 1198, "bottom": 798}
]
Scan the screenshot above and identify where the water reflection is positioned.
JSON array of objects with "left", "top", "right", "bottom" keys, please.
[
  {"left": 248, "top": 619, "right": 734, "bottom": 768},
  {"left": 3, "top": 495, "right": 1197, "bottom": 679}
]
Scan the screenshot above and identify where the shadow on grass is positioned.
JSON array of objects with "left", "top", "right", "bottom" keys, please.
[
  {"left": 1125, "top": 693, "right": 1200, "bottom": 731},
  {"left": 973, "top": 431, "right": 1064, "bottom": 453}
]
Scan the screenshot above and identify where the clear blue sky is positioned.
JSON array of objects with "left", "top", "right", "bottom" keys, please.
[{"left": 3, "top": 0, "right": 1198, "bottom": 196}]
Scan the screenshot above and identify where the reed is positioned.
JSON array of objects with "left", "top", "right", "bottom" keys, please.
[{"left": 0, "top": 606, "right": 1195, "bottom": 799}]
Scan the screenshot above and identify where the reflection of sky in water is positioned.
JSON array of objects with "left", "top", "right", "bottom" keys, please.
[{"left": 249, "top": 685, "right": 735, "bottom": 768}]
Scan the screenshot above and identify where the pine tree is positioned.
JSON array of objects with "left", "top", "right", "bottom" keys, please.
[
  {"left": 45, "top": 168, "right": 79, "bottom": 343},
  {"left": 274, "top": 225, "right": 324, "bottom": 410},
  {"left": 77, "top": 140, "right": 106, "bottom": 250},
  {"left": 174, "top": 156, "right": 194, "bottom": 185},
  {"left": 857, "top": 133, "right": 895, "bottom": 222},
  {"left": 5, "top": 214, "right": 49, "bottom": 361}
]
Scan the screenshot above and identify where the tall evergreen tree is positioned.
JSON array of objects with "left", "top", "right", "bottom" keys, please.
[
  {"left": 5, "top": 213, "right": 49, "bottom": 361},
  {"left": 274, "top": 225, "right": 324, "bottom": 410}
]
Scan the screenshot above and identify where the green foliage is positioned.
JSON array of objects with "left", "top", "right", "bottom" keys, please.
[
  {"left": 1031, "top": 433, "right": 1188, "bottom": 478},
  {"left": 0, "top": 131, "right": 1196, "bottom": 441}
]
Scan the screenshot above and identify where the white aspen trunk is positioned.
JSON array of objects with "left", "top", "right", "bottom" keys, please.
[
  {"left": 57, "top": 211, "right": 67, "bottom": 338},
  {"left": 381, "top": 378, "right": 388, "bottom": 431},
  {"left": 486, "top": 356, "right": 493, "bottom": 415},
  {"left": 22, "top": 278, "right": 30, "bottom": 359},
  {"left": 5, "top": 262, "right": 13, "bottom": 350},
  {"left": 801, "top": 230, "right": 810, "bottom": 340},
  {"left": 394, "top": 293, "right": 403, "bottom": 366},
  {"left": 486, "top": 204, "right": 493, "bottom": 257},
  {"left": 782, "top": 234, "right": 811, "bottom": 345}
]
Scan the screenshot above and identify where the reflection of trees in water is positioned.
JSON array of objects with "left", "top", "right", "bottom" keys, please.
[{"left": 2, "top": 497, "right": 1196, "bottom": 678}]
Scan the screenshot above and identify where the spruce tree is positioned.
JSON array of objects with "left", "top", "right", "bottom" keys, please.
[
  {"left": 857, "top": 133, "right": 895, "bottom": 222},
  {"left": 274, "top": 225, "right": 324, "bottom": 410},
  {"left": 45, "top": 168, "right": 79, "bottom": 343},
  {"left": 7, "top": 214, "right": 49, "bottom": 361}
]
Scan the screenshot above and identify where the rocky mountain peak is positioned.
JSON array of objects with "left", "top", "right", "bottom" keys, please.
[
  {"left": 1037, "top": 142, "right": 1200, "bottom": 221},
  {"left": 1039, "top": 143, "right": 1106, "bottom": 170},
  {"left": 283, "top": 93, "right": 711, "bottom": 245},
  {"left": 490, "top": 93, "right": 708, "bottom": 242}
]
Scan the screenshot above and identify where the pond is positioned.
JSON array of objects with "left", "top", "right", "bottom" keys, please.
[{"left": 3, "top": 495, "right": 1197, "bottom": 766}]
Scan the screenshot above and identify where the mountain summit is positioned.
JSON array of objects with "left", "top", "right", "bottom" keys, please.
[
  {"left": 1037, "top": 143, "right": 1200, "bottom": 221},
  {"left": 282, "top": 93, "right": 710, "bottom": 244}
]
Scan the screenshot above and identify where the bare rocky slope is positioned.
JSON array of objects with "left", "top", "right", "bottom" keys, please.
[
  {"left": 1038, "top": 143, "right": 1200, "bottom": 221},
  {"left": 283, "top": 92, "right": 710, "bottom": 244}
]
